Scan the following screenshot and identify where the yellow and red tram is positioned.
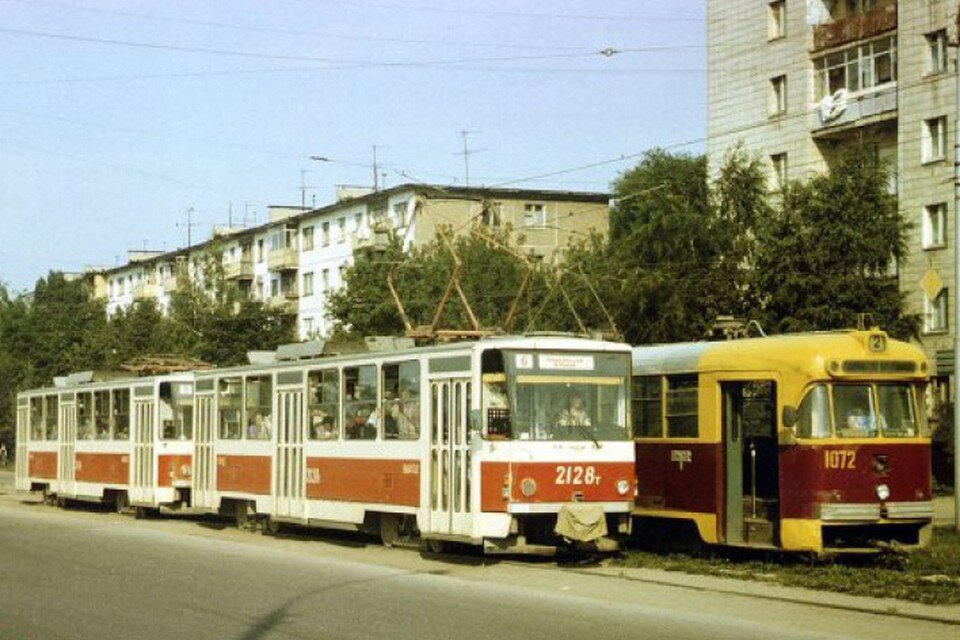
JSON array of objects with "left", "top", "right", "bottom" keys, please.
[{"left": 631, "top": 330, "right": 933, "bottom": 554}]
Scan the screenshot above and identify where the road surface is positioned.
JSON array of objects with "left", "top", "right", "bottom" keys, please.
[{"left": 0, "top": 492, "right": 955, "bottom": 640}]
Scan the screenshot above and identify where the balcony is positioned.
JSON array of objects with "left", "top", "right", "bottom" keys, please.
[
  {"left": 223, "top": 259, "right": 253, "bottom": 280},
  {"left": 811, "top": 85, "right": 897, "bottom": 135},
  {"left": 267, "top": 247, "right": 298, "bottom": 271},
  {"left": 132, "top": 282, "right": 159, "bottom": 300},
  {"left": 812, "top": 2, "right": 896, "bottom": 53},
  {"left": 268, "top": 294, "right": 298, "bottom": 314}
]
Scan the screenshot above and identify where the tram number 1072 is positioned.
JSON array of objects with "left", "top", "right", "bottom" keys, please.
[{"left": 555, "top": 465, "right": 600, "bottom": 485}]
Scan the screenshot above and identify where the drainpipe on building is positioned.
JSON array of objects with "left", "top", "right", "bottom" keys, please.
[{"left": 954, "top": 4, "right": 960, "bottom": 533}]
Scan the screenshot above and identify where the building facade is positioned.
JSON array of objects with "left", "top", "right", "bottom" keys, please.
[
  {"left": 707, "top": 0, "right": 957, "bottom": 388},
  {"left": 94, "top": 184, "right": 610, "bottom": 339}
]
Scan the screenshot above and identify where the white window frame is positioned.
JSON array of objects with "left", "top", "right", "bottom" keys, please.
[
  {"left": 922, "top": 116, "right": 947, "bottom": 163},
  {"left": 321, "top": 268, "right": 330, "bottom": 292},
  {"left": 302, "top": 271, "right": 314, "bottom": 297},
  {"left": 922, "top": 203, "right": 947, "bottom": 249},
  {"left": 769, "top": 75, "right": 787, "bottom": 116},
  {"left": 925, "top": 30, "right": 948, "bottom": 76},
  {"left": 768, "top": 1, "right": 786, "bottom": 41},
  {"left": 770, "top": 153, "right": 788, "bottom": 190},
  {"left": 924, "top": 289, "right": 948, "bottom": 333},
  {"left": 523, "top": 203, "right": 546, "bottom": 228},
  {"left": 813, "top": 36, "right": 896, "bottom": 102}
]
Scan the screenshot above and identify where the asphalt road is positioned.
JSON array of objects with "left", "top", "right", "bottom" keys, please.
[{"left": 0, "top": 494, "right": 955, "bottom": 640}]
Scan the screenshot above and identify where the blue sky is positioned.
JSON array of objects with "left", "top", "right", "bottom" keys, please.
[{"left": 0, "top": 0, "right": 705, "bottom": 292}]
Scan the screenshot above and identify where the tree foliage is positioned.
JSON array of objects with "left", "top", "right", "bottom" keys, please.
[{"left": 0, "top": 252, "right": 296, "bottom": 452}]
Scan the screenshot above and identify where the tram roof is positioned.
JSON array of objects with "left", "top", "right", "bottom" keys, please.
[
  {"left": 631, "top": 330, "right": 927, "bottom": 378},
  {"left": 191, "top": 334, "right": 631, "bottom": 378}
]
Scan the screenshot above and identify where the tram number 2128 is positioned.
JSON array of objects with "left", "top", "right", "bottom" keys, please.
[{"left": 556, "top": 465, "right": 600, "bottom": 485}]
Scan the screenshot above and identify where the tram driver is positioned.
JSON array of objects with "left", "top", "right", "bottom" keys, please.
[{"left": 554, "top": 392, "right": 592, "bottom": 431}]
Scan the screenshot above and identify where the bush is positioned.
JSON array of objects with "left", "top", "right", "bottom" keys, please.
[{"left": 933, "top": 402, "right": 956, "bottom": 491}]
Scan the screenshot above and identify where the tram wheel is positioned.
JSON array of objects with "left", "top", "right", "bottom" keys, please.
[
  {"left": 115, "top": 492, "right": 129, "bottom": 514},
  {"left": 261, "top": 516, "right": 281, "bottom": 536},
  {"left": 425, "top": 538, "right": 445, "bottom": 554}
]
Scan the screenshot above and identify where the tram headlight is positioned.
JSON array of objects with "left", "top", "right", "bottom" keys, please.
[
  {"left": 616, "top": 479, "right": 630, "bottom": 496},
  {"left": 876, "top": 484, "right": 891, "bottom": 501},
  {"left": 520, "top": 478, "right": 537, "bottom": 497},
  {"left": 180, "top": 464, "right": 192, "bottom": 478}
]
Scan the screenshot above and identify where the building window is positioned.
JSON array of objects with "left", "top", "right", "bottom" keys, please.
[
  {"left": 322, "top": 268, "right": 330, "bottom": 292},
  {"left": 354, "top": 212, "right": 363, "bottom": 234},
  {"left": 302, "top": 226, "right": 314, "bottom": 251},
  {"left": 302, "top": 271, "right": 314, "bottom": 297},
  {"left": 813, "top": 36, "right": 896, "bottom": 101},
  {"left": 768, "top": 1, "right": 785, "bottom": 40},
  {"left": 923, "top": 203, "right": 947, "bottom": 249},
  {"left": 922, "top": 116, "right": 947, "bottom": 163},
  {"left": 322, "top": 221, "right": 330, "bottom": 246},
  {"left": 339, "top": 263, "right": 347, "bottom": 281},
  {"left": 770, "top": 153, "right": 787, "bottom": 189},
  {"left": 523, "top": 203, "right": 546, "bottom": 227},
  {"left": 482, "top": 202, "right": 502, "bottom": 227},
  {"left": 769, "top": 75, "right": 787, "bottom": 116},
  {"left": 925, "top": 289, "right": 948, "bottom": 333},
  {"left": 926, "top": 30, "right": 948, "bottom": 75},
  {"left": 303, "top": 317, "right": 314, "bottom": 336},
  {"left": 393, "top": 201, "right": 408, "bottom": 227},
  {"left": 270, "top": 277, "right": 280, "bottom": 298},
  {"left": 257, "top": 239, "right": 265, "bottom": 262},
  {"left": 337, "top": 217, "right": 346, "bottom": 242}
]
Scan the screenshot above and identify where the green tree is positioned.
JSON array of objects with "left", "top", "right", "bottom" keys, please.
[{"left": 754, "top": 145, "right": 918, "bottom": 337}]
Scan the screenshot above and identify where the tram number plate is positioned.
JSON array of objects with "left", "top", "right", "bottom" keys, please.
[
  {"left": 555, "top": 465, "right": 599, "bottom": 485},
  {"left": 824, "top": 450, "right": 856, "bottom": 470}
]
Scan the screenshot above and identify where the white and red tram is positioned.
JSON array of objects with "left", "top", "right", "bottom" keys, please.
[
  {"left": 17, "top": 335, "right": 635, "bottom": 553},
  {"left": 15, "top": 372, "right": 195, "bottom": 514},
  {"left": 191, "top": 335, "right": 635, "bottom": 552}
]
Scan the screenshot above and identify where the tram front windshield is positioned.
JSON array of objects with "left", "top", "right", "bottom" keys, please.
[
  {"left": 483, "top": 350, "right": 630, "bottom": 442},
  {"left": 796, "top": 382, "right": 927, "bottom": 439}
]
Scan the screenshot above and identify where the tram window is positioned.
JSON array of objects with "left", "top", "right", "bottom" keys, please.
[
  {"left": 382, "top": 361, "right": 420, "bottom": 440},
  {"left": 632, "top": 376, "right": 663, "bottom": 438},
  {"left": 44, "top": 395, "right": 58, "bottom": 440},
  {"left": 29, "top": 398, "right": 44, "bottom": 440},
  {"left": 834, "top": 385, "right": 878, "bottom": 437},
  {"left": 77, "top": 392, "right": 94, "bottom": 440},
  {"left": 218, "top": 378, "right": 243, "bottom": 440},
  {"left": 245, "top": 376, "right": 272, "bottom": 440},
  {"left": 308, "top": 369, "right": 339, "bottom": 440},
  {"left": 796, "top": 385, "right": 831, "bottom": 439},
  {"left": 344, "top": 365, "right": 377, "bottom": 440},
  {"left": 112, "top": 389, "right": 130, "bottom": 440},
  {"left": 916, "top": 385, "right": 932, "bottom": 436},
  {"left": 876, "top": 384, "right": 916, "bottom": 437},
  {"left": 482, "top": 375, "right": 510, "bottom": 438},
  {"left": 94, "top": 390, "right": 111, "bottom": 439},
  {"left": 665, "top": 375, "right": 698, "bottom": 438},
  {"left": 160, "top": 383, "right": 194, "bottom": 440}
]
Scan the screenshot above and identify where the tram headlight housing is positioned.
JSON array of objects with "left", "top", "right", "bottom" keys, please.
[
  {"left": 616, "top": 479, "right": 630, "bottom": 496},
  {"left": 520, "top": 478, "right": 537, "bottom": 497},
  {"left": 876, "top": 484, "right": 891, "bottom": 501}
]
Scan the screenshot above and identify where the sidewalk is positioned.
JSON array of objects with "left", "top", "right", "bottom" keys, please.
[
  {"left": 577, "top": 564, "right": 960, "bottom": 626},
  {"left": 935, "top": 495, "right": 956, "bottom": 527},
  {"left": 0, "top": 468, "right": 13, "bottom": 493}
]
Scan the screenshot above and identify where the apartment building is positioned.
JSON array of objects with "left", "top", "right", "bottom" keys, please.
[
  {"left": 707, "top": 0, "right": 957, "bottom": 387},
  {"left": 95, "top": 184, "right": 610, "bottom": 339}
]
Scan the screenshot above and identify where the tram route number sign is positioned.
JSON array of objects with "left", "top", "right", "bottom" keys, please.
[{"left": 670, "top": 449, "right": 692, "bottom": 471}]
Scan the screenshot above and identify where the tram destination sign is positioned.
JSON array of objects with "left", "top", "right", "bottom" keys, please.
[{"left": 537, "top": 354, "right": 595, "bottom": 371}]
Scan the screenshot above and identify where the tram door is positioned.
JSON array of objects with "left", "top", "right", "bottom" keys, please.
[
  {"left": 15, "top": 401, "right": 29, "bottom": 492},
  {"left": 274, "top": 389, "right": 305, "bottom": 519},
  {"left": 193, "top": 393, "right": 216, "bottom": 509},
  {"left": 57, "top": 396, "right": 76, "bottom": 497},
  {"left": 131, "top": 394, "right": 155, "bottom": 504},
  {"left": 428, "top": 377, "right": 472, "bottom": 536},
  {"left": 722, "top": 380, "right": 779, "bottom": 546}
]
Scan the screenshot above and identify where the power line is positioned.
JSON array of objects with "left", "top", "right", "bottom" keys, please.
[
  {"left": 0, "top": 25, "right": 641, "bottom": 68},
  {"left": 13, "top": 0, "right": 598, "bottom": 53},
  {"left": 297, "top": 0, "right": 705, "bottom": 23}
]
